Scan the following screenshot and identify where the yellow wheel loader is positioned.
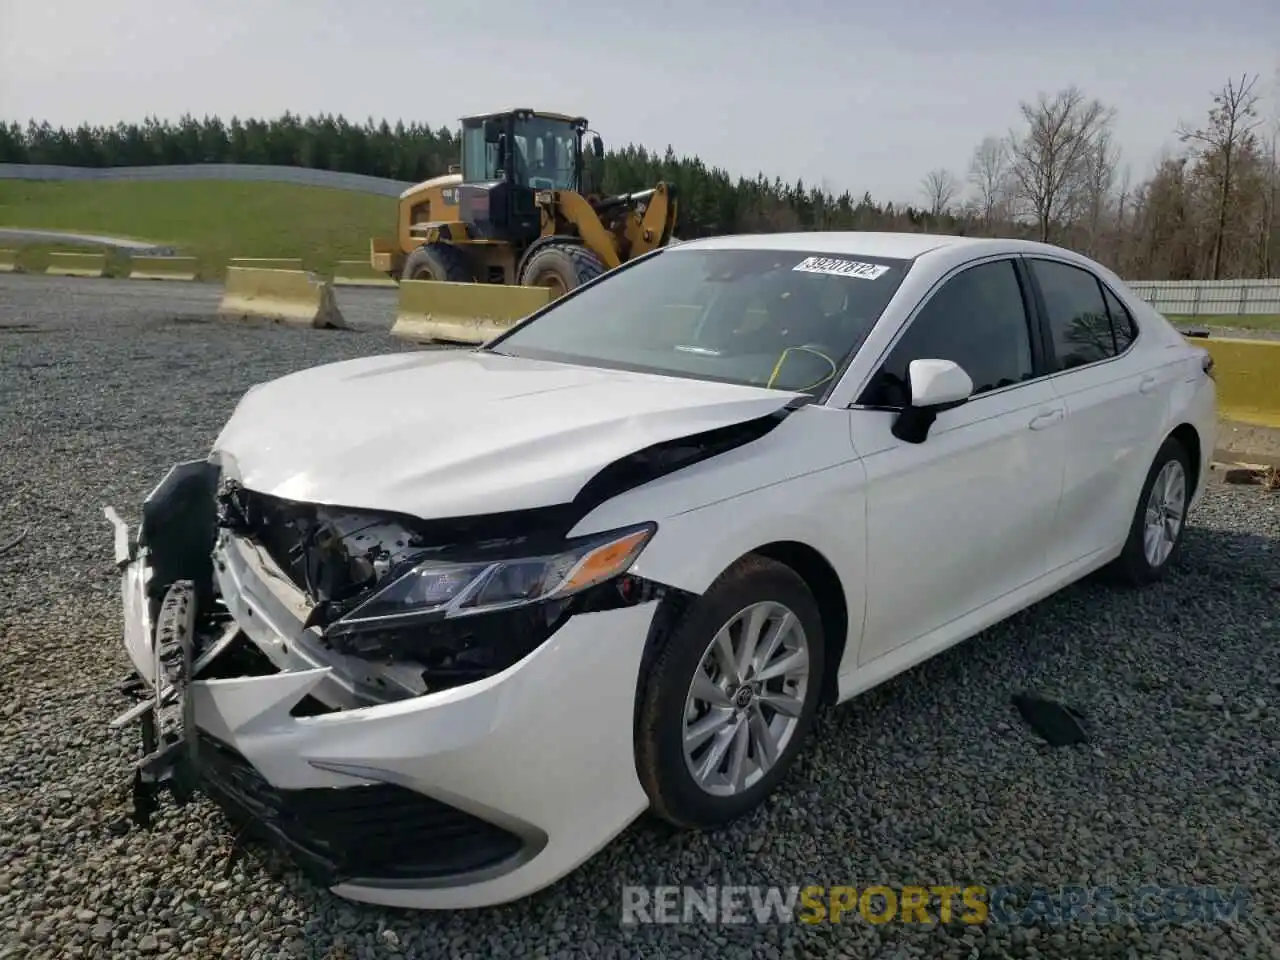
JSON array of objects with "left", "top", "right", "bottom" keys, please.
[{"left": 371, "top": 109, "right": 679, "bottom": 302}]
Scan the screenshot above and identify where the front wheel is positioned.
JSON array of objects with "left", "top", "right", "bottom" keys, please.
[
  {"left": 1105, "top": 436, "right": 1192, "bottom": 586},
  {"left": 517, "top": 242, "right": 605, "bottom": 299},
  {"left": 635, "top": 555, "right": 826, "bottom": 828}
]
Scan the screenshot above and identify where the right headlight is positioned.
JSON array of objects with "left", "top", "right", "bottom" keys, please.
[{"left": 326, "top": 522, "right": 656, "bottom": 636}]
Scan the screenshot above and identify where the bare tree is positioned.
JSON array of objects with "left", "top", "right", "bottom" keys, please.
[
  {"left": 921, "top": 168, "right": 960, "bottom": 217},
  {"left": 1176, "top": 73, "right": 1263, "bottom": 278},
  {"left": 969, "top": 136, "right": 1010, "bottom": 230},
  {"left": 1260, "top": 66, "right": 1280, "bottom": 274},
  {"left": 1009, "top": 86, "right": 1115, "bottom": 242},
  {"left": 1081, "top": 127, "right": 1121, "bottom": 258}
]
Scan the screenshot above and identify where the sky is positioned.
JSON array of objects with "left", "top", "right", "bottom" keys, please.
[{"left": 2, "top": 0, "right": 1277, "bottom": 207}]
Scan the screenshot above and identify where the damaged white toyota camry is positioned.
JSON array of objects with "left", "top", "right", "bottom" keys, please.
[{"left": 107, "top": 232, "right": 1216, "bottom": 910}]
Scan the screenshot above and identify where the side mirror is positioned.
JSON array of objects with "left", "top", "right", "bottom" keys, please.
[
  {"left": 483, "top": 119, "right": 502, "bottom": 144},
  {"left": 909, "top": 358, "right": 973, "bottom": 407},
  {"left": 891, "top": 358, "right": 973, "bottom": 444},
  {"left": 591, "top": 135, "right": 604, "bottom": 159}
]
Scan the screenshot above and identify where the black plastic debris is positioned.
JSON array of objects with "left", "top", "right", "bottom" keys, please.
[{"left": 1011, "top": 692, "right": 1089, "bottom": 747}]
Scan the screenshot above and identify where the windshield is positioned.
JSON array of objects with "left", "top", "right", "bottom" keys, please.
[
  {"left": 487, "top": 247, "right": 913, "bottom": 397},
  {"left": 512, "top": 116, "right": 578, "bottom": 190},
  {"left": 459, "top": 116, "right": 579, "bottom": 189}
]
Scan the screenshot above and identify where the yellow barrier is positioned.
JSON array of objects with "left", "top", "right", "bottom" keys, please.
[
  {"left": 1198, "top": 337, "right": 1280, "bottom": 429},
  {"left": 128, "top": 256, "right": 198, "bottom": 281},
  {"left": 46, "top": 251, "right": 107, "bottom": 278},
  {"left": 333, "top": 259, "right": 396, "bottom": 287},
  {"left": 218, "top": 267, "right": 349, "bottom": 330},
  {"left": 229, "top": 257, "right": 304, "bottom": 272},
  {"left": 391, "top": 280, "right": 552, "bottom": 344},
  {"left": 0, "top": 249, "right": 18, "bottom": 273}
]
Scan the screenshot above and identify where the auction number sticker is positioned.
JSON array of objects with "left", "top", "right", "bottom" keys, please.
[{"left": 793, "top": 256, "right": 890, "bottom": 280}]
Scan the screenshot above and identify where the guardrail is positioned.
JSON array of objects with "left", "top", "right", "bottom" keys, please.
[
  {"left": 46, "top": 251, "right": 106, "bottom": 278},
  {"left": 1127, "top": 279, "right": 1280, "bottom": 317}
]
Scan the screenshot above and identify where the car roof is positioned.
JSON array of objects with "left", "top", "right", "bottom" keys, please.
[{"left": 668, "top": 231, "right": 1087, "bottom": 264}]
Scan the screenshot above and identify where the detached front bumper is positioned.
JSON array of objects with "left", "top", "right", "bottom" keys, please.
[{"left": 106, "top": 473, "right": 659, "bottom": 910}]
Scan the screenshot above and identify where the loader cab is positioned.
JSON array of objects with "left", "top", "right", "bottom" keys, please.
[{"left": 456, "top": 109, "right": 602, "bottom": 243}]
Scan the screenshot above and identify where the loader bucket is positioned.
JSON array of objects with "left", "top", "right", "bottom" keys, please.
[{"left": 391, "top": 279, "right": 553, "bottom": 345}]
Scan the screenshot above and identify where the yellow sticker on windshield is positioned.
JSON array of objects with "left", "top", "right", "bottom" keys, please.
[{"left": 792, "top": 256, "right": 890, "bottom": 280}]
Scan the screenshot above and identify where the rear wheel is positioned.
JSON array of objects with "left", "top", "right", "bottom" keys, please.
[
  {"left": 1105, "top": 436, "right": 1192, "bottom": 586},
  {"left": 401, "top": 243, "right": 473, "bottom": 283},
  {"left": 518, "top": 242, "right": 605, "bottom": 299}
]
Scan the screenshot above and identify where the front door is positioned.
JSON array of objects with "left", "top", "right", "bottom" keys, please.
[{"left": 848, "top": 257, "right": 1068, "bottom": 665}]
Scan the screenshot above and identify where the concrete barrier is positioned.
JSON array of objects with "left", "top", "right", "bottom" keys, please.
[
  {"left": 333, "top": 259, "right": 397, "bottom": 287},
  {"left": 0, "top": 249, "right": 18, "bottom": 273},
  {"left": 229, "top": 257, "right": 304, "bottom": 272},
  {"left": 128, "top": 256, "right": 198, "bottom": 281},
  {"left": 1198, "top": 337, "right": 1280, "bottom": 429},
  {"left": 391, "top": 280, "right": 552, "bottom": 345},
  {"left": 46, "top": 251, "right": 107, "bottom": 277},
  {"left": 218, "top": 268, "right": 349, "bottom": 329}
]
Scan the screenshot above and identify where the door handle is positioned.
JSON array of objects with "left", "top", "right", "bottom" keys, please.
[
  {"left": 1028, "top": 408, "right": 1064, "bottom": 431},
  {"left": 1139, "top": 374, "right": 1158, "bottom": 394}
]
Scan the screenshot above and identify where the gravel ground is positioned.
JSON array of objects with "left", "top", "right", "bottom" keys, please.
[{"left": 1, "top": 273, "right": 1278, "bottom": 960}]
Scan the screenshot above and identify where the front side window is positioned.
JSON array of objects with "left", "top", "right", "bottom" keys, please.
[
  {"left": 488, "top": 248, "right": 914, "bottom": 397},
  {"left": 858, "top": 259, "right": 1035, "bottom": 408},
  {"left": 1029, "top": 258, "right": 1119, "bottom": 370},
  {"left": 460, "top": 120, "right": 501, "bottom": 183}
]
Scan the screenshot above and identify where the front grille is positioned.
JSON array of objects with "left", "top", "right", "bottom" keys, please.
[{"left": 194, "top": 732, "right": 526, "bottom": 884}]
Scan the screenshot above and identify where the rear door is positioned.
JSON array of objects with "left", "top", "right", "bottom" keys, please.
[{"left": 1022, "top": 256, "right": 1172, "bottom": 570}]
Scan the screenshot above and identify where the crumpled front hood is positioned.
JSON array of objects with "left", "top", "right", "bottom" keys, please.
[{"left": 212, "top": 349, "right": 800, "bottom": 519}]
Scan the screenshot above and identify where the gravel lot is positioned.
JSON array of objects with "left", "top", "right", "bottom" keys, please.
[{"left": 1, "top": 273, "right": 1278, "bottom": 960}]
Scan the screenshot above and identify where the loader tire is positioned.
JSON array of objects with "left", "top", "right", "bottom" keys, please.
[
  {"left": 518, "top": 242, "right": 606, "bottom": 299},
  {"left": 401, "top": 243, "right": 474, "bottom": 283}
]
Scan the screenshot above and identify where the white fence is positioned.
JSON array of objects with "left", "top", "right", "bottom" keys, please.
[{"left": 1125, "top": 279, "right": 1280, "bottom": 317}]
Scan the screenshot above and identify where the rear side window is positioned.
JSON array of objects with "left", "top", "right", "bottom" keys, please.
[
  {"left": 1101, "top": 285, "right": 1138, "bottom": 352},
  {"left": 1030, "top": 259, "right": 1124, "bottom": 371},
  {"left": 858, "top": 259, "right": 1034, "bottom": 407}
]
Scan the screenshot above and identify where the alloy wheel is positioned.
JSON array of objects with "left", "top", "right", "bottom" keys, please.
[
  {"left": 681, "top": 601, "right": 811, "bottom": 797},
  {"left": 1143, "top": 459, "right": 1187, "bottom": 568}
]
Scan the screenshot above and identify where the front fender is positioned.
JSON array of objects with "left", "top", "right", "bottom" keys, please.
[{"left": 566, "top": 408, "right": 869, "bottom": 677}]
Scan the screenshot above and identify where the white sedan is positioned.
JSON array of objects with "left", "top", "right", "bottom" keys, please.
[{"left": 107, "top": 232, "right": 1217, "bottom": 910}]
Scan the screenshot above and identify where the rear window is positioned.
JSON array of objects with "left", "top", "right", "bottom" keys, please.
[{"left": 488, "top": 247, "right": 913, "bottom": 396}]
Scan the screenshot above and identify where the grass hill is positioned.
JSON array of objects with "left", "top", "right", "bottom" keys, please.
[{"left": 0, "top": 179, "right": 396, "bottom": 280}]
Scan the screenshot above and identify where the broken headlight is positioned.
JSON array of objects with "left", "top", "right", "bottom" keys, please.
[{"left": 326, "top": 522, "right": 656, "bottom": 637}]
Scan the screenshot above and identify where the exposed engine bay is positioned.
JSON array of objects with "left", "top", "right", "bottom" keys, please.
[{"left": 130, "top": 471, "right": 667, "bottom": 713}]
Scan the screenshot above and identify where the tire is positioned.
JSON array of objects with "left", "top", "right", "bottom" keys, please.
[
  {"left": 517, "top": 242, "right": 606, "bottom": 298},
  {"left": 1104, "top": 436, "right": 1193, "bottom": 587},
  {"left": 400, "top": 242, "right": 474, "bottom": 282},
  {"left": 635, "top": 555, "right": 826, "bottom": 828}
]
